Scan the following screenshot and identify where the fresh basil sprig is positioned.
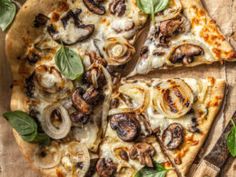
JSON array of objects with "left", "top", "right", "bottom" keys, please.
[
  {"left": 55, "top": 45, "right": 84, "bottom": 80},
  {"left": 0, "top": 0, "right": 16, "bottom": 31},
  {"left": 3, "top": 111, "right": 50, "bottom": 145},
  {"left": 227, "top": 119, "right": 236, "bottom": 157},
  {"left": 136, "top": 0, "right": 169, "bottom": 22},
  {"left": 135, "top": 162, "right": 169, "bottom": 177}
]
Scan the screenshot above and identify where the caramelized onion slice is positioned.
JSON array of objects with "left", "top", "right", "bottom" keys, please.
[
  {"left": 109, "top": 83, "right": 149, "bottom": 116},
  {"left": 100, "top": 65, "right": 113, "bottom": 136},
  {"left": 73, "top": 122, "right": 99, "bottom": 152},
  {"left": 104, "top": 37, "right": 135, "bottom": 66},
  {"left": 34, "top": 143, "right": 61, "bottom": 169},
  {"left": 62, "top": 142, "right": 90, "bottom": 177},
  {"left": 34, "top": 65, "right": 73, "bottom": 101},
  {"left": 42, "top": 103, "right": 72, "bottom": 139},
  {"left": 153, "top": 79, "right": 194, "bottom": 118}
]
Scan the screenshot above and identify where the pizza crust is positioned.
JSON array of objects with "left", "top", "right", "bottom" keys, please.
[
  {"left": 164, "top": 79, "right": 226, "bottom": 176},
  {"left": 6, "top": 0, "right": 60, "bottom": 176}
]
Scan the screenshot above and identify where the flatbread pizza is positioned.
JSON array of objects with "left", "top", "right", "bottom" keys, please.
[{"left": 1, "top": 0, "right": 231, "bottom": 177}]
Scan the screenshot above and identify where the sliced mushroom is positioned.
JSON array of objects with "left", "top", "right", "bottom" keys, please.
[
  {"left": 72, "top": 89, "right": 91, "bottom": 114},
  {"left": 82, "top": 86, "right": 103, "bottom": 105},
  {"left": 47, "top": 9, "right": 95, "bottom": 45},
  {"left": 41, "top": 103, "right": 72, "bottom": 139},
  {"left": 129, "top": 142, "right": 155, "bottom": 167},
  {"left": 84, "top": 66, "right": 106, "bottom": 88},
  {"left": 83, "top": 0, "right": 106, "bottom": 15},
  {"left": 70, "top": 112, "right": 90, "bottom": 124},
  {"left": 162, "top": 123, "right": 184, "bottom": 150},
  {"left": 73, "top": 122, "right": 99, "bottom": 152},
  {"left": 96, "top": 158, "right": 117, "bottom": 177},
  {"left": 109, "top": 0, "right": 126, "bottom": 16},
  {"left": 110, "top": 113, "right": 141, "bottom": 142},
  {"left": 160, "top": 18, "right": 183, "bottom": 36},
  {"left": 34, "top": 143, "right": 61, "bottom": 169},
  {"left": 169, "top": 44, "right": 204, "bottom": 64},
  {"left": 104, "top": 37, "right": 135, "bottom": 66}
]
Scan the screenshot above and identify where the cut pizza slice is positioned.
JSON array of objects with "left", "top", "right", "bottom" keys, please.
[
  {"left": 109, "top": 77, "right": 226, "bottom": 176},
  {"left": 130, "top": 0, "right": 236, "bottom": 75},
  {"left": 98, "top": 122, "right": 178, "bottom": 177}
]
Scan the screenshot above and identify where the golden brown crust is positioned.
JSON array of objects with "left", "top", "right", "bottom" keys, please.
[{"left": 164, "top": 79, "right": 226, "bottom": 177}]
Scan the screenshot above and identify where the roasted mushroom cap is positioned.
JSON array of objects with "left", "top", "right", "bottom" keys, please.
[
  {"left": 129, "top": 142, "right": 155, "bottom": 167},
  {"left": 160, "top": 18, "right": 183, "bottom": 36},
  {"left": 109, "top": 0, "right": 126, "bottom": 16},
  {"left": 84, "top": 66, "right": 106, "bottom": 89},
  {"left": 96, "top": 158, "right": 117, "bottom": 177},
  {"left": 160, "top": 16, "right": 190, "bottom": 37},
  {"left": 47, "top": 9, "right": 95, "bottom": 45},
  {"left": 162, "top": 123, "right": 184, "bottom": 150},
  {"left": 82, "top": 86, "right": 103, "bottom": 105},
  {"left": 83, "top": 0, "right": 106, "bottom": 15},
  {"left": 72, "top": 88, "right": 91, "bottom": 114},
  {"left": 110, "top": 113, "right": 141, "bottom": 142},
  {"left": 169, "top": 44, "right": 204, "bottom": 64}
]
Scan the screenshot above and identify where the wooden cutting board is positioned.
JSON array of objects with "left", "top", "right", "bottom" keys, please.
[{"left": 0, "top": 0, "right": 236, "bottom": 176}]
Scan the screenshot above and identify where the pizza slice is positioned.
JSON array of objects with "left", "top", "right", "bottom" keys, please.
[
  {"left": 130, "top": 0, "right": 236, "bottom": 75},
  {"left": 109, "top": 77, "right": 226, "bottom": 176}
]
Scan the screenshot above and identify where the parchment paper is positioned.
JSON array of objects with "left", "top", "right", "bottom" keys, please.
[{"left": 0, "top": 0, "right": 235, "bottom": 176}]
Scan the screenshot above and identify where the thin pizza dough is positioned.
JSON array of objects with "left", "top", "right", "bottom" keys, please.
[{"left": 130, "top": 0, "right": 236, "bottom": 75}]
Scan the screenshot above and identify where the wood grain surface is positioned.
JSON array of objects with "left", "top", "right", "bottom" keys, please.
[{"left": 0, "top": 0, "right": 236, "bottom": 177}]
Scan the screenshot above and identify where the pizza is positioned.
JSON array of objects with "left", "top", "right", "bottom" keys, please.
[
  {"left": 130, "top": 0, "right": 236, "bottom": 75},
  {"left": 1, "top": 0, "right": 231, "bottom": 177},
  {"left": 108, "top": 77, "right": 225, "bottom": 176}
]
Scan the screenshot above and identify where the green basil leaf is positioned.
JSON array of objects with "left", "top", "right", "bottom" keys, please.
[
  {"left": 33, "top": 133, "right": 51, "bottom": 146},
  {"left": 136, "top": 0, "right": 157, "bottom": 14},
  {"left": 3, "top": 111, "right": 50, "bottom": 144},
  {"left": 3, "top": 111, "right": 37, "bottom": 136},
  {"left": 227, "top": 126, "right": 236, "bottom": 157},
  {"left": 0, "top": 0, "right": 16, "bottom": 31},
  {"left": 135, "top": 162, "right": 168, "bottom": 177},
  {"left": 136, "top": 0, "right": 169, "bottom": 21},
  {"left": 55, "top": 45, "right": 84, "bottom": 80}
]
